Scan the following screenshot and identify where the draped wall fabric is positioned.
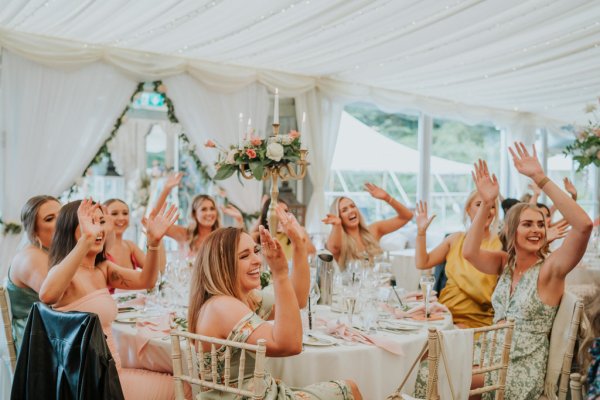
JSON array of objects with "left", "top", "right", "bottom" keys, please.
[
  {"left": 295, "top": 89, "right": 344, "bottom": 231},
  {"left": 0, "top": 51, "right": 136, "bottom": 276},
  {"left": 164, "top": 75, "right": 267, "bottom": 214}
]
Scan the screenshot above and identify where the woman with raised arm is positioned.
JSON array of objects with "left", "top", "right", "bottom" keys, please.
[
  {"left": 414, "top": 192, "right": 501, "bottom": 328},
  {"left": 157, "top": 172, "right": 244, "bottom": 256},
  {"left": 7, "top": 195, "right": 60, "bottom": 349},
  {"left": 323, "top": 182, "right": 413, "bottom": 270},
  {"left": 463, "top": 143, "right": 593, "bottom": 400},
  {"left": 39, "top": 199, "right": 180, "bottom": 400},
  {"left": 187, "top": 207, "right": 361, "bottom": 399}
]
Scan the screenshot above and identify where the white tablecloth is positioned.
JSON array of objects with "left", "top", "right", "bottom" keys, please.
[
  {"left": 112, "top": 306, "right": 453, "bottom": 400},
  {"left": 389, "top": 249, "right": 421, "bottom": 291}
]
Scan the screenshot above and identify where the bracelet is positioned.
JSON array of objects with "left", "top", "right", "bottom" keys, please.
[
  {"left": 536, "top": 176, "right": 550, "bottom": 189},
  {"left": 147, "top": 243, "right": 160, "bottom": 251},
  {"left": 386, "top": 194, "right": 393, "bottom": 203}
]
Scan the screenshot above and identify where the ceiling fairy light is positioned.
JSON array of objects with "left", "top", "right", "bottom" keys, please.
[
  {"left": 112, "top": 0, "right": 224, "bottom": 46},
  {"left": 172, "top": 0, "right": 307, "bottom": 55}
]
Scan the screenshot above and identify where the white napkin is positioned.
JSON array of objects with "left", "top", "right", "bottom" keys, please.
[
  {"left": 437, "top": 329, "right": 473, "bottom": 400},
  {"left": 543, "top": 291, "right": 578, "bottom": 400}
]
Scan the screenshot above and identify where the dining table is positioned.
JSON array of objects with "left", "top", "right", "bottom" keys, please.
[{"left": 112, "top": 298, "right": 453, "bottom": 400}]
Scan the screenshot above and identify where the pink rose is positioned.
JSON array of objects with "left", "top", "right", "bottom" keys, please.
[
  {"left": 250, "top": 136, "right": 262, "bottom": 146},
  {"left": 289, "top": 130, "right": 300, "bottom": 139},
  {"left": 204, "top": 140, "right": 217, "bottom": 148},
  {"left": 597, "top": 150, "right": 600, "bottom": 160},
  {"left": 595, "top": 129, "right": 600, "bottom": 137},
  {"left": 246, "top": 149, "right": 257, "bottom": 159}
]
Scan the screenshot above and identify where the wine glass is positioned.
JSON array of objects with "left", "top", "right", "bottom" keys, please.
[
  {"left": 361, "top": 299, "right": 378, "bottom": 334},
  {"left": 342, "top": 281, "right": 360, "bottom": 327},
  {"left": 419, "top": 274, "right": 436, "bottom": 319},
  {"left": 374, "top": 261, "right": 393, "bottom": 286}
]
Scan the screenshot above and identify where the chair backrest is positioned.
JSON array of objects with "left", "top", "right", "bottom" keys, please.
[
  {"left": 555, "top": 299, "right": 584, "bottom": 400},
  {"left": 0, "top": 285, "right": 17, "bottom": 373},
  {"left": 170, "top": 329, "right": 267, "bottom": 400},
  {"left": 568, "top": 373, "right": 584, "bottom": 400},
  {"left": 426, "top": 320, "right": 515, "bottom": 400}
]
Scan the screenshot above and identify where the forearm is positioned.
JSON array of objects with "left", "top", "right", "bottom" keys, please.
[
  {"left": 463, "top": 202, "right": 492, "bottom": 260},
  {"left": 537, "top": 176, "right": 592, "bottom": 232},
  {"left": 271, "top": 273, "right": 302, "bottom": 351},
  {"left": 386, "top": 196, "right": 413, "bottom": 221},
  {"left": 326, "top": 224, "right": 343, "bottom": 254},
  {"left": 139, "top": 240, "right": 161, "bottom": 288},
  {"left": 39, "top": 237, "right": 91, "bottom": 304},
  {"left": 290, "top": 244, "right": 310, "bottom": 308},
  {"left": 415, "top": 233, "right": 431, "bottom": 269},
  {"left": 152, "top": 186, "right": 173, "bottom": 217}
]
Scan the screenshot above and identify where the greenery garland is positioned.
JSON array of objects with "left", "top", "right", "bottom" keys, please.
[
  {"left": 82, "top": 80, "right": 259, "bottom": 225},
  {"left": 0, "top": 217, "right": 22, "bottom": 235}
]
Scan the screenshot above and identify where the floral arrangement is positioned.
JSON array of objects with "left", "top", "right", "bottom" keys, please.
[
  {"left": 0, "top": 217, "right": 22, "bottom": 235},
  {"left": 205, "top": 130, "right": 303, "bottom": 181},
  {"left": 564, "top": 99, "right": 600, "bottom": 171},
  {"left": 260, "top": 271, "right": 271, "bottom": 289}
]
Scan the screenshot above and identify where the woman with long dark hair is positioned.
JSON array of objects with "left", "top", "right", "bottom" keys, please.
[{"left": 39, "top": 199, "right": 179, "bottom": 400}]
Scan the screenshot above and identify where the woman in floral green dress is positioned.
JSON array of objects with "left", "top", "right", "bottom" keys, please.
[
  {"left": 187, "top": 205, "right": 362, "bottom": 399},
  {"left": 463, "top": 142, "right": 593, "bottom": 399}
]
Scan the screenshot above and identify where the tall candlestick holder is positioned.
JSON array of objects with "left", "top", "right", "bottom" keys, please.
[{"left": 238, "top": 123, "right": 308, "bottom": 235}]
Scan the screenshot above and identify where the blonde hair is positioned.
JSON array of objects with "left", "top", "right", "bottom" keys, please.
[
  {"left": 188, "top": 195, "right": 221, "bottom": 253},
  {"left": 329, "top": 196, "right": 382, "bottom": 270},
  {"left": 503, "top": 203, "right": 549, "bottom": 268},
  {"left": 463, "top": 190, "right": 500, "bottom": 234},
  {"left": 187, "top": 227, "right": 258, "bottom": 333}
]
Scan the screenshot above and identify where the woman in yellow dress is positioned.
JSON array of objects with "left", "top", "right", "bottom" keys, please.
[{"left": 414, "top": 191, "right": 500, "bottom": 328}]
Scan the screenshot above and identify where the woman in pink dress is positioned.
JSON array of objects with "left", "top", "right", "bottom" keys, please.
[{"left": 39, "top": 199, "right": 179, "bottom": 400}]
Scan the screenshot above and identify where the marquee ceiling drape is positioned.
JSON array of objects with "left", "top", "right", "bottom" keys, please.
[{"left": 1, "top": 0, "right": 599, "bottom": 127}]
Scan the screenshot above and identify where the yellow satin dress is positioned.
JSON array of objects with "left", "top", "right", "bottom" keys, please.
[
  {"left": 276, "top": 232, "right": 294, "bottom": 261},
  {"left": 438, "top": 232, "right": 501, "bottom": 328}
]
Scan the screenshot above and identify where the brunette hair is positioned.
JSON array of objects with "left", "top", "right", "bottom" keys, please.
[
  {"left": 188, "top": 227, "right": 258, "bottom": 333},
  {"left": 20, "top": 195, "right": 60, "bottom": 247},
  {"left": 48, "top": 200, "right": 107, "bottom": 268}
]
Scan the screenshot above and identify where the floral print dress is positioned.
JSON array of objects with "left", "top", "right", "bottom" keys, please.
[
  {"left": 198, "top": 311, "right": 354, "bottom": 400},
  {"left": 483, "top": 260, "right": 558, "bottom": 400}
]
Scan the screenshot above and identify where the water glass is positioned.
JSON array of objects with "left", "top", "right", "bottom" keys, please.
[{"left": 361, "top": 299, "right": 378, "bottom": 334}]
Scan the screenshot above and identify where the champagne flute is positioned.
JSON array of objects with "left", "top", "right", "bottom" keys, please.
[{"left": 419, "top": 274, "right": 436, "bottom": 319}]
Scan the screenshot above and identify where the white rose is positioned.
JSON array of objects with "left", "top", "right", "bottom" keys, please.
[
  {"left": 226, "top": 149, "right": 237, "bottom": 164},
  {"left": 266, "top": 142, "right": 284, "bottom": 162},
  {"left": 281, "top": 135, "right": 293, "bottom": 145}
]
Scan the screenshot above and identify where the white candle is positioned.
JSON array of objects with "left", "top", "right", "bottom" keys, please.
[
  {"left": 247, "top": 117, "right": 252, "bottom": 138},
  {"left": 238, "top": 112, "right": 244, "bottom": 148},
  {"left": 273, "top": 88, "right": 279, "bottom": 125}
]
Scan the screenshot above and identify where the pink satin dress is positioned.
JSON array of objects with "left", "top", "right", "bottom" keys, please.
[{"left": 56, "top": 288, "right": 175, "bottom": 400}]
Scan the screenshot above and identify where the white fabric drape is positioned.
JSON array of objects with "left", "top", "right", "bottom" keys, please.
[
  {"left": 295, "top": 89, "right": 344, "bottom": 231},
  {"left": 0, "top": 51, "right": 136, "bottom": 276},
  {"left": 108, "top": 118, "right": 153, "bottom": 181},
  {"left": 164, "top": 75, "right": 267, "bottom": 214}
]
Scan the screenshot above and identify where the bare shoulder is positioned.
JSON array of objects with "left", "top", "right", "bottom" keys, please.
[
  {"left": 196, "top": 296, "right": 253, "bottom": 336},
  {"left": 444, "top": 231, "right": 463, "bottom": 247},
  {"left": 12, "top": 247, "right": 48, "bottom": 273}
]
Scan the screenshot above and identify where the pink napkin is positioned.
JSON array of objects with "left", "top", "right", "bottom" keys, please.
[
  {"left": 389, "top": 302, "right": 449, "bottom": 320},
  {"left": 402, "top": 290, "right": 438, "bottom": 302},
  {"left": 135, "top": 314, "right": 172, "bottom": 355},
  {"left": 315, "top": 318, "right": 404, "bottom": 356}
]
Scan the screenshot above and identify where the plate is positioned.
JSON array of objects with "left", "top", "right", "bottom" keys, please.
[
  {"left": 302, "top": 334, "right": 337, "bottom": 347},
  {"left": 378, "top": 320, "right": 422, "bottom": 331},
  {"left": 114, "top": 316, "right": 138, "bottom": 324}
]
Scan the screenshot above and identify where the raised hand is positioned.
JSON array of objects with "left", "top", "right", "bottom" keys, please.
[
  {"left": 275, "top": 204, "right": 305, "bottom": 247},
  {"left": 563, "top": 177, "right": 577, "bottom": 199},
  {"left": 321, "top": 213, "right": 341, "bottom": 226},
  {"left": 165, "top": 172, "right": 183, "bottom": 190},
  {"left": 221, "top": 204, "right": 243, "bottom": 223},
  {"left": 547, "top": 219, "right": 569, "bottom": 243},
  {"left": 77, "top": 199, "right": 104, "bottom": 243},
  {"left": 259, "top": 225, "right": 288, "bottom": 276},
  {"left": 364, "top": 182, "right": 390, "bottom": 201},
  {"left": 509, "top": 142, "right": 544, "bottom": 180},
  {"left": 146, "top": 203, "right": 178, "bottom": 244},
  {"left": 472, "top": 159, "right": 499, "bottom": 204},
  {"left": 415, "top": 201, "right": 436, "bottom": 234},
  {"left": 528, "top": 181, "right": 542, "bottom": 197}
]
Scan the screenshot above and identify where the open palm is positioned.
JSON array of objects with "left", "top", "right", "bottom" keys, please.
[
  {"left": 472, "top": 159, "right": 499, "bottom": 204},
  {"left": 146, "top": 204, "right": 178, "bottom": 243},
  {"left": 77, "top": 199, "right": 103, "bottom": 240},
  {"left": 415, "top": 201, "right": 435, "bottom": 233},
  {"left": 509, "top": 142, "right": 544, "bottom": 179}
]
